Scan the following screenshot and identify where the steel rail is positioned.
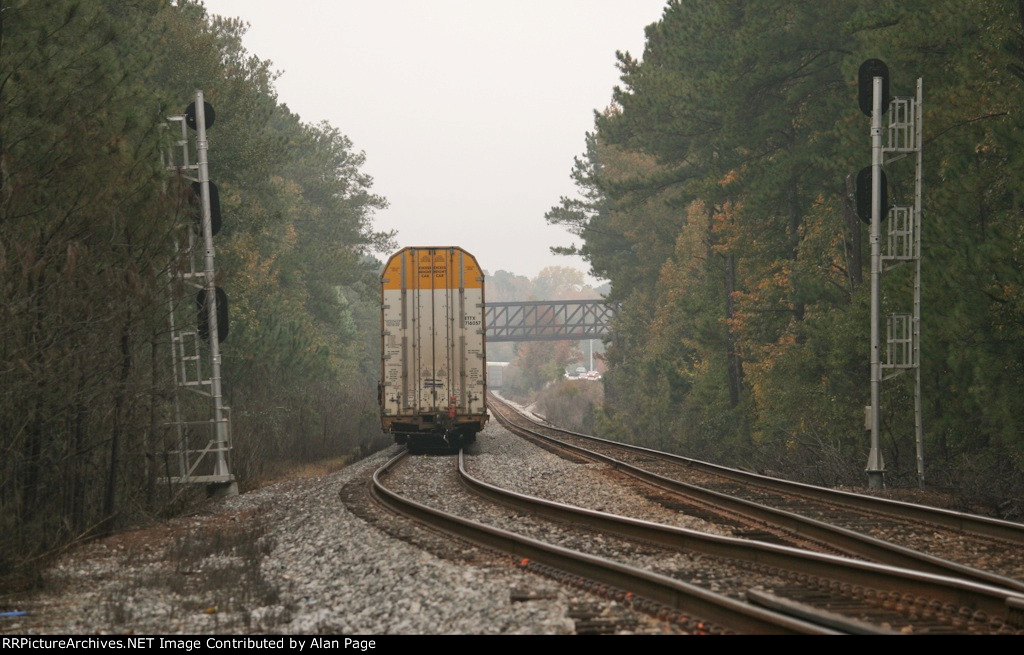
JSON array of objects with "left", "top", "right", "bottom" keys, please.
[
  {"left": 489, "top": 394, "right": 1024, "bottom": 544},
  {"left": 457, "top": 450, "right": 1024, "bottom": 623},
  {"left": 488, "top": 395, "right": 1024, "bottom": 595},
  {"left": 744, "top": 589, "right": 884, "bottom": 635},
  {"left": 370, "top": 450, "right": 841, "bottom": 635}
]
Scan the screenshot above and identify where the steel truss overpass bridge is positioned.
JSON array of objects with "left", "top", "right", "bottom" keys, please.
[{"left": 484, "top": 300, "right": 616, "bottom": 342}]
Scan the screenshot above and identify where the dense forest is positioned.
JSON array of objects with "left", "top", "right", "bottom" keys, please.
[
  {"left": 549, "top": 0, "right": 1024, "bottom": 514},
  {"left": 7, "top": 0, "right": 1024, "bottom": 584},
  {"left": 0, "top": 0, "right": 392, "bottom": 579}
]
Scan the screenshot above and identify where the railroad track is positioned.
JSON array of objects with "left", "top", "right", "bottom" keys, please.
[
  {"left": 364, "top": 445, "right": 1024, "bottom": 634},
  {"left": 369, "top": 449, "right": 840, "bottom": 634},
  {"left": 487, "top": 393, "right": 1024, "bottom": 595}
]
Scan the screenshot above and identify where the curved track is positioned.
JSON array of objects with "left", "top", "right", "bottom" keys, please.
[
  {"left": 367, "top": 446, "right": 1024, "bottom": 633},
  {"left": 458, "top": 448, "right": 1024, "bottom": 631},
  {"left": 371, "top": 450, "right": 842, "bottom": 635},
  {"left": 488, "top": 393, "right": 1024, "bottom": 596}
]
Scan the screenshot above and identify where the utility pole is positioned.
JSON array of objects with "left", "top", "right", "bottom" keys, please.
[
  {"left": 193, "top": 92, "right": 233, "bottom": 490},
  {"left": 857, "top": 61, "right": 924, "bottom": 489},
  {"left": 161, "top": 90, "right": 237, "bottom": 497},
  {"left": 867, "top": 72, "right": 885, "bottom": 490}
]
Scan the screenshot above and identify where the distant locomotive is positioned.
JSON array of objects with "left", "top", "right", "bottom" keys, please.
[{"left": 379, "top": 246, "right": 488, "bottom": 449}]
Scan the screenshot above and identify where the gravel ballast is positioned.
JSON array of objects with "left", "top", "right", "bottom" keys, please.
[{"left": 1, "top": 423, "right": 677, "bottom": 635}]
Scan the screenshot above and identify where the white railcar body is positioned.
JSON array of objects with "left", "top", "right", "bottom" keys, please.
[{"left": 380, "top": 246, "right": 487, "bottom": 445}]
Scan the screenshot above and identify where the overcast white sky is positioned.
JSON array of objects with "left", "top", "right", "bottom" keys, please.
[{"left": 201, "top": 0, "right": 667, "bottom": 283}]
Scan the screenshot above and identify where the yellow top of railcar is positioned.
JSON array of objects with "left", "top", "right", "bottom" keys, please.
[{"left": 381, "top": 246, "right": 483, "bottom": 291}]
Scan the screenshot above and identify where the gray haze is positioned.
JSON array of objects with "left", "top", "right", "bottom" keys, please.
[{"left": 201, "top": 0, "right": 667, "bottom": 282}]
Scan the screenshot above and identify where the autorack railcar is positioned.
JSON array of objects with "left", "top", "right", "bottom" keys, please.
[{"left": 379, "top": 246, "right": 488, "bottom": 449}]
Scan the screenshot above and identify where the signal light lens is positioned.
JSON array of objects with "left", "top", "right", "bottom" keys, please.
[
  {"left": 858, "top": 59, "right": 891, "bottom": 116},
  {"left": 185, "top": 101, "right": 216, "bottom": 130},
  {"left": 856, "top": 166, "right": 889, "bottom": 224},
  {"left": 196, "top": 287, "right": 229, "bottom": 343}
]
